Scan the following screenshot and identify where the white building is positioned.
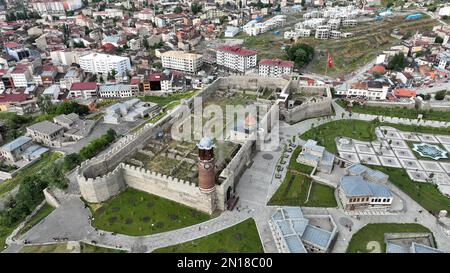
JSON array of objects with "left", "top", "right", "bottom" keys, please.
[
  {"left": 50, "top": 50, "right": 79, "bottom": 66},
  {"left": 242, "top": 15, "right": 286, "bottom": 36},
  {"left": 258, "top": 59, "right": 294, "bottom": 77},
  {"left": 160, "top": 51, "right": 203, "bottom": 74},
  {"left": 31, "top": 0, "right": 83, "bottom": 14},
  {"left": 439, "top": 6, "right": 450, "bottom": 17},
  {"left": 69, "top": 82, "right": 97, "bottom": 99},
  {"left": 224, "top": 26, "right": 240, "bottom": 38},
  {"left": 11, "top": 65, "right": 32, "bottom": 88},
  {"left": 315, "top": 28, "right": 330, "bottom": 39},
  {"left": 216, "top": 45, "right": 257, "bottom": 73},
  {"left": 79, "top": 53, "right": 131, "bottom": 75},
  {"left": 284, "top": 29, "right": 311, "bottom": 40}
]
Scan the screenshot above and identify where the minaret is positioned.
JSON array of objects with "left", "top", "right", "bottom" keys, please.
[{"left": 197, "top": 137, "right": 216, "bottom": 193}]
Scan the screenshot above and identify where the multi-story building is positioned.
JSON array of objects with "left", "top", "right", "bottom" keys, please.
[
  {"left": 338, "top": 174, "right": 393, "bottom": 211},
  {"left": 99, "top": 84, "right": 133, "bottom": 98},
  {"left": 60, "top": 68, "right": 84, "bottom": 90},
  {"left": 79, "top": 53, "right": 131, "bottom": 75},
  {"left": 4, "top": 42, "right": 30, "bottom": 62},
  {"left": 258, "top": 59, "right": 294, "bottom": 77},
  {"left": 216, "top": 45, "right": 257, "bottom": 73},
  {"left": 315, "top": 28, "right": 330, "bottom": 39},
  {"left": 50, "top": 50, "right": 79, "bottom": 66},
  {"left": 161, "top": 51, "right": 203, "bottom": 74},
  {"left": 0, "top": 136, "right": 48, "bottom": 163},
  {"left": 11, "top": 64, "right": 32, "bottom": 88},
  {"left": 69, "top": 82, "right": 98, "bottom": 99}
]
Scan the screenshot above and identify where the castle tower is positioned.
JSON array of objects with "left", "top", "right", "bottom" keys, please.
[{"left": 197, "top": 137, "right": 216, "bottom": 193}]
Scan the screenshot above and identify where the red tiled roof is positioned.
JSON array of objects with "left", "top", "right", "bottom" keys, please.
[
  {"left": 11, "top": 64, "right": 28, "bottom": 74},
  {"left": 370, "top": 65, "right": 386, "bottom": 74},
  {"left": 394, "top": 88, "right": 416, "bottom": 98},
  {"left": 4, "top": 42, "right": 19, "bottom": 48},
  {"left": 70, "top": 82, "right": 98, "bottom": 91},
  {"left": 130, "top": 78, "right": 140, "bottom": 85},
  {"left": 217, "top": 45, "right": 257, "bottom": 56},
  {"left": 0, "top": 93, "right": 28, "bottom": 103},
  {"left": 259, "top": 59, "right": 294, "bottom": 68}
]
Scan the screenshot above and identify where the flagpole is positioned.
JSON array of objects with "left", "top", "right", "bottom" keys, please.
[{"left": 325, "top": 51, "right": 328, "bottom": 79}]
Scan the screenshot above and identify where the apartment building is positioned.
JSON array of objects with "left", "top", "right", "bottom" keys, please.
[
  {"left": 160, "top": 51, "right": 203, "bottom": 74},
  {"left": 99, "top": 84, "right": 133, "bottom": 98},
  {"left": 79, "top": 53, "right": 131, "bottom": 75},
  {"left": 69, "top": 82, "right": 98, "bottom": 99},
  {"left": 216, "top": 45, "right": 257, "bottom": 73},
  {"left": 258, "top": 59, "right": 294, "bottom": 77},
  {"left": 315, "top": 27, "right": 330, "bottom": 39},
  {"left": 30, "top": 0, "right": 83, "bottom": 14},
  {"left": 11, "top": 64, "right": 32, "bottom": 88}
]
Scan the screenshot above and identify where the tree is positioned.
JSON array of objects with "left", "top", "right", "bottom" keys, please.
[
  {"left": 387, "top": 52, "right": 405, "bottom": 71},
  {"left": 435, "top": 36, "right": 444, "bottom": 44},
  {"left": 285, "top": 43, "right": 314, "bottom": 68},
  {"left": 143, "top": 38, "right": 150, "bottom": 50},
  {"left": 191, "top": 2, "right": 202, "bottom": 15},
  {"left": 435, "top": 90, "right": 447, "bottom": 100},
  {"left": 63, "top": 153, "right": 82, "bottom": 172},
  {"left": 96, "top": 15, "right": 103, "bottom": 24},
  {"left": 174, "top": 6, "right": 183, "bottom": 14}
]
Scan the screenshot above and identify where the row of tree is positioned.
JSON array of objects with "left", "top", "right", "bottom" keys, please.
[
  {"left": 0, "top": 156, "right": 68, "bottom": 227},
  {"left": 37, "top": 97, "right": 90, "bottom": 117}
]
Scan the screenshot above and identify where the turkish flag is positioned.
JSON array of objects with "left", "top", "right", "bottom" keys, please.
[{"left": 327, "top": 53, "right": 333, "bottom": 69}]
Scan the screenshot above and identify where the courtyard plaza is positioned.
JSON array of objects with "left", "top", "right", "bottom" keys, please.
[{"left": 4, "top": 99, "right": 450, "bottom": 253}]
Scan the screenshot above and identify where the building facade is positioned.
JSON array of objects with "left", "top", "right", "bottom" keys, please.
[
  {"left": 160, "top": 51, "right": 203, "bottom": 74},
  {"left": 216, "top": 45, "right": 257, "bottom": 73},
  {"left": 79, "top": 53, "right": 131, "bottom": 75}
]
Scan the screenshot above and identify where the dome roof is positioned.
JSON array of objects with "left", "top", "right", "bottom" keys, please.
[{"left": 197, "top": 137, "right": 214, "bottom": 150}]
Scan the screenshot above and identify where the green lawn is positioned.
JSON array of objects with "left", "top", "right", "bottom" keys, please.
[
  {"left": 16, "top": 204, "right": 55, "bottom": 238},
  {"left": 0, "top": 152, "right": 62, "bottom": 197},
  {"left": 139, "top": 91, "right": 197, "bottom": 107},
  {"left": 88, "top": 188, "right": 210, "bottom": 236},
  {"left": 337, "top": 100, "right": 450, "bottom": 122},
  {"left": 268, "top": 172, "right": 337, "bottom": 207},
  {"left": 288, "top": 146, "right": 315, "bottom": 175},
  {"left": 153, "top": 218, "right": 263, "bottom": 253},
  {"left": 300, "top": 120, "right": 450, "bottom": 155},
  {"left": 369, "top": 165, "right": 450, "bottom": 216},
  {"left": 346, "top": 223, "right": 433, "bottom": 253},
  {"left": 0, "top": 225, "right": 15, "bottom": 250}
]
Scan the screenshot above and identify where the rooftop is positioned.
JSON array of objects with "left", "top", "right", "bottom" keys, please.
[
  {"left": 259, "top": 59, "right": 294, "bottom": 68},
  {"left": 217, "top": 45, "right": 257, "bottom": 56},
  {"left": 1, "top": 136, "right": 32, "bottom": 152}
]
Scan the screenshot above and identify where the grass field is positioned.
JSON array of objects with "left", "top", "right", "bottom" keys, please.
[
  {"left": 303, "top": 15, "right": 439, "bottom": 76},
  {"left": 369, "top": 165, "right": 450, "bottom": 216},
  {"left": 337, "top": 100, "right": 450, "bottom": 122},
  {"left": 0, "top": 152, "right": 62, "bottom": 197},
  {"left": 139, "top": 91, "right": 197, "bottom": 107},
  {"left": 153, "top": 218, "right": 263, "bottom": 253},
  {"left": 268, "top": 172, "right": 337, "bottom": 207},
  {"left": 346, "top": 223, "right": 433, "bottom": 253},
  {"left": 88, "top": 188, "right": 210, "bottom": 236},
  {"left": 300, "top": 120, "right": 378, "bottom": 154}
]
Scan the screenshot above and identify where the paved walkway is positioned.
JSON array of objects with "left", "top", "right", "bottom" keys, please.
[{"left": 4, "top": 101, "right": 450, "bottom": 253}]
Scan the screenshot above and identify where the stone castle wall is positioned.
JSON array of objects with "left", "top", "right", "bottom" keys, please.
[
  {"left": 78, "top": 163, "right": 215, "bottom": 214},
  {"left": 77, "top": 76, "right": 327, "bottom": 213},
  {"left": 281, "top": 97, "right": 332, "bottom": 123}
]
